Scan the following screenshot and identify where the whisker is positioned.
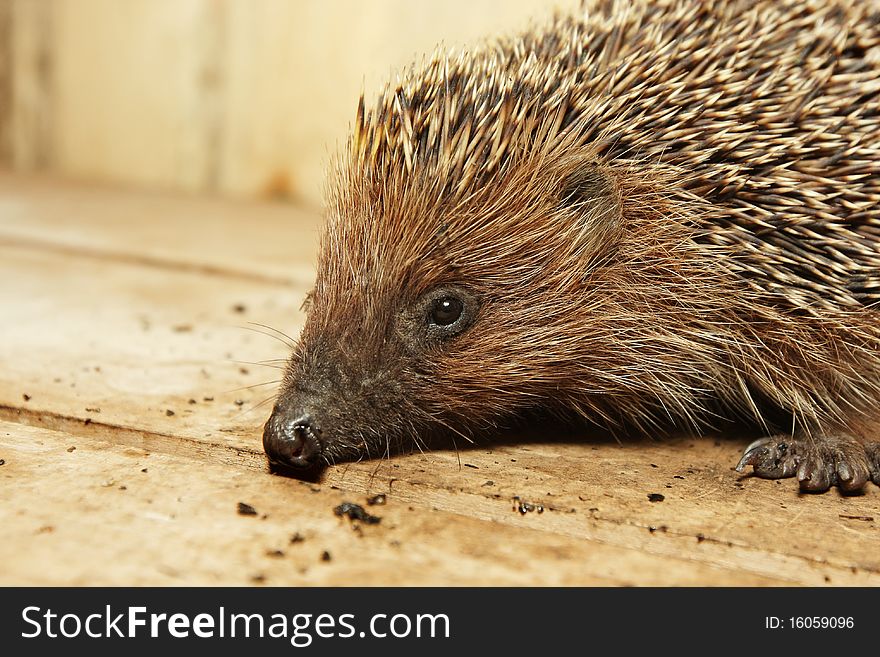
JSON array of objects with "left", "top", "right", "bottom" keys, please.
[
  {"left": 228, "top": 358, "right": 287, "bottom": 370},
  {"left": 449, "top": 434, "right": 462, "bottom": 471},
  {"left": 231, "top": 394, "right": 277, "bottom": 420},
  {"left": 223, "top": 380, "right": 282, "bottom": 394},
  {"left": 431, "top": 415, "right": 475, "bottom": 444},
  {"left": 240, "top": 323, "right": 297, "bottom": 349},
  {"left": 369, "top": 458, "right": 385, "bottom": 489},
  {"left": 338, "top": 461, "right": 353, "bottom": 481}
]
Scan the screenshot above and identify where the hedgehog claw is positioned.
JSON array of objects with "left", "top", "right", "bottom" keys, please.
[
  {"left": 734, "top": 441, "right": 766, "bottom": 471},
  {"left": 735, "top": 437, "right": 797, "bottom": 478},
  {"left": 797, "top": 458, "right": 830, "bottom": 493},
  {"left": 736, "top": 434, "right": 878, "bottom": 493}
]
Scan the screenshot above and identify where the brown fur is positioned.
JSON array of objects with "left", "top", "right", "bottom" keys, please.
[{"left": 268, "top": 0, "right": 880, "bottom": 491}]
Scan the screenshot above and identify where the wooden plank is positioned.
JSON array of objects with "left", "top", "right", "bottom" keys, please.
[
  {"left": 1, "top": 176, "right": 877, "bottom": 585},
  {"left": 0, "top": 0, "right": 11, "bottom": 164},
  {"left": 0, "top": 173, "right": 320, "bottom": 283},
  {"left": 0, "top": 420, "right": 785, "bottom": 585},
  {"left": 0, "top": 245, "right": 298, "bottom": 452},
  {"left": 46, "top": 0, "right": 220, "bottom": 192},
  {"left": 319, "top": 440, "right": 880, "bottom": 586},
  {"left": 218, "top": 0, "right": 581, "bottom": 204},
  {"left": 3, "top": 0, "right": 580, "bottom": 202},
  {"left": 6, "top": 0, "right": 54, "bottom": 171}
]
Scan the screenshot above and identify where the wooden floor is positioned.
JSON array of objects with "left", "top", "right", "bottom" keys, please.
[{"left": 1, "top": 173, "right": 877, "bottom": 586}]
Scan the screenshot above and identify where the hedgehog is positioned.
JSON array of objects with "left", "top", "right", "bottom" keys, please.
[{"left": 262, "top": 0, "right": 880, "bottom": 494}]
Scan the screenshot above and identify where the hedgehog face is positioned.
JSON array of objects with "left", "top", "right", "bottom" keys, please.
[
  {"left": 262, "top": 156, "right": 632, "bottom": 471},
  {"left": 264, "top": 245, "right": 496, "bottom": 466},
  {"left": 262, "top": 281, "right": 485, "bottom": 470}
]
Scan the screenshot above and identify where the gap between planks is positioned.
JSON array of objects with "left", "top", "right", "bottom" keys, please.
[{"left": 0, "top": 235, "right": 299, "bottom": 287}]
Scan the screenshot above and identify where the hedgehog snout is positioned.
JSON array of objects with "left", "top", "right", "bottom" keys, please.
[{"left": 262, "top": 409, "right": 323, "bottom": 470}]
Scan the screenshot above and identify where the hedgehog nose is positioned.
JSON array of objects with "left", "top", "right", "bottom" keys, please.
[{"left": 262, "top": 412, "right": 322, "bottom": 469}]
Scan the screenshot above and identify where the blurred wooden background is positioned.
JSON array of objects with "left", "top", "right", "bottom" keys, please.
[
  {"left": 4, "top": 1, "right": 879, "bottom": 588},
  {"left": 0, "top": 0, "right": 577, "bottom": 207}
]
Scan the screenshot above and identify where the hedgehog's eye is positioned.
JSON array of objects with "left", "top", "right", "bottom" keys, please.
[
  {"left": 414, "top": 286, "right": 479, "bottom": 341},
  {"left": 430, "top": 296, "right": 463, "bottom": 326}
]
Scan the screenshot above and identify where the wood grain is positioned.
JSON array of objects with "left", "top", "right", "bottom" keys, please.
[
  {"left": 1, "top": 174, "right": 877, "bottom": 586},
  {"left": 1, "top": 420, "right": 790, "bottom": 586},
  {"left": 2, "top": 0, "right": 580, "bottom": 204}
]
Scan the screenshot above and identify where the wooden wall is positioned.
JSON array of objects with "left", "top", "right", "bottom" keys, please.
[{"left": 0, "top": 0, "right": 577, "bottom": 206}]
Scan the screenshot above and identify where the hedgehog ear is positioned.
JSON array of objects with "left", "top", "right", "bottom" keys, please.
[
  {"left": 555, "top": 158, "right": 624, "bottom": 257},
  {"left": 558, "top": 159, "right": 622, "bottom": 225}
]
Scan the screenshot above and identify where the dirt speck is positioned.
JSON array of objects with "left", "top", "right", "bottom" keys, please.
[
  {"left": 232, "top": 304, "right": 247, "bottom": 314},
  {"left": 266, "top": 549, "right": 285, "bottom": 558},
  {"left": 290, "top": 533, "right": 306, "bottom": 544},
  {"left": 647, "top": 493, "right": 665, "bottom": 503},
  {"left": 165, "top": 409, "right": 175, "bottom": 417},
  {"left": 22, "top": 394, "right": 31, "bottom": 402},
  {"left": 333, "top": 502, "right": 381, "bottom": 525},
  {"left": 237, "top": 502, "right": 259, "bottom": 516},
  {"left": 321, "top": 550, "right": 332, "bottom": 562},
  {"left": 67, "top": 446, "right": 76, "bottom": 453},
  {"left": 172, "top": 324, "right": 193, "bottom": 333},
  {"left": 366, "top": 494, "right": 386, "bottom": 506},
  {"left": 512, "top": 496, "right": 544, "bottom": 515}
]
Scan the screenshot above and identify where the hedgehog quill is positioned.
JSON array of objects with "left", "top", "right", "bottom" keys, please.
[{"left": 263, "top": 0, "right": 880, "bottom": 493}]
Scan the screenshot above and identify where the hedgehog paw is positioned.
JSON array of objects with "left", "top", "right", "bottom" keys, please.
[
  {"left": 868, "top": 442, "right": 880, "bottom": 486},
  {"left": 735, "top": 434, "right": 875, "bottom": 494}
]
